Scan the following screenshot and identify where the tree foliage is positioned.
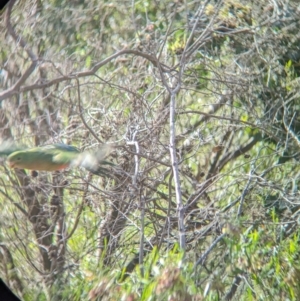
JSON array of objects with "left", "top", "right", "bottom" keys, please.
[{"left": 1, "top": 0, "right": 300, "bottom": 300}]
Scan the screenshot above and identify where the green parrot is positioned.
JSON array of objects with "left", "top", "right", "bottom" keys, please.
[{"left": 0, "top": 141, "right": 113, "bottom": 175}]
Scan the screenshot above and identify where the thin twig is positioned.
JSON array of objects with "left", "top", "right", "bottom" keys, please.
[
  {"left": 169, "top": 92, "right": 186, "bottom": 250},
  {"left": 75, "top": 77, "right": 103, "bottom": 144},
  {"left": 65, "top": 173, "right": 92, "bottom": 241},
  {"left": 194, "top": 233, "right": 226, "bottom": 267},
  {"left": 223, "top": 275, "right": 243, "bottom": 301},
  {"left": 283, "top": 108, "right": 300, "bottom": 148},
  {"left": 126, "top": 128, "right": 144, "bottom": 274},
  {"left": 237, "top": 163, "right": 255, "bottom": 217}
]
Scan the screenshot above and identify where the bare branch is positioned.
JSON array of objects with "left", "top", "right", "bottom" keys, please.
[{"left": 0, "top": 50, "right": 170, "bottom": 101}]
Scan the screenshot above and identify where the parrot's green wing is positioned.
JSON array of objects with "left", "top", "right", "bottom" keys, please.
[{"left": 43, "top": 144, "right": 80, "bottom": 164}]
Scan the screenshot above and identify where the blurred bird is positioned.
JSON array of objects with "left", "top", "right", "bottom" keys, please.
[{"left": 0, "top": 141, "right": 113, "bottom": 175}]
